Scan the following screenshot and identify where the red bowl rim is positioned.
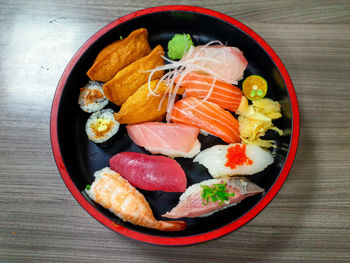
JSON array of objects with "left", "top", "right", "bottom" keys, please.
[{"left": 50, "top": 5, "right": 300, "bottom": 246}]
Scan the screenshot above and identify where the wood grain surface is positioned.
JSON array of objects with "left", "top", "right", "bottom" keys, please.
[{"left": 1, "top": 0, "right": 349, "bottom": 262}]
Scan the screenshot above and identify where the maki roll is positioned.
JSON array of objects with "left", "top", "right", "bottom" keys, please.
[
  {"left": 85, "top": 109, "right": 120, "bottom": 143},
  {"left": 78, "top": 81, "right": 108, "bottom": 113}
]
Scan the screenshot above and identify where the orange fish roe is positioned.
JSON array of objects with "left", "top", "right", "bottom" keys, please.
[{"left": 225, "top": 144, "right": 253, "bottom": 169}]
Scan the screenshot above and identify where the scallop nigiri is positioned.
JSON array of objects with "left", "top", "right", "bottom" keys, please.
[
  {"left": 181, "top": 44, "right": 248, "bottom": 84},
  {"left": 176, "top": 72, "right": 243, "bottom": 112},
  {"left": 110, "top": 152, "right": 187, "bottom": 192},
  {"left": 127, "top": 122, "right": 201, "bottom": 158},
  {"left": 171, "top": 97, "right": 240, "bottom": 143},
  {"left": 162, "top": 177, "right": 263, "bottom": 218},
  {"left": 86, "top": 167, "right": 186, "bottom": 231},
  {"left": 193, "top": 143, "right": 274, "bottom": 178}
]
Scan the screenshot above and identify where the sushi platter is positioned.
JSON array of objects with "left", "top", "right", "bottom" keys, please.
[{"left": 51, "top": 6, "right": 299, "bottom": 245}]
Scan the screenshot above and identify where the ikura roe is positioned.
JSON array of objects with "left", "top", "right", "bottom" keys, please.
[{"left": 225, "top": 144, "right": 253, "bottom": 169}]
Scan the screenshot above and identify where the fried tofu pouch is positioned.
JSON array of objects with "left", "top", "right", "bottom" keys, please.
[
  {"left": 114, "top": 79, "right": 184, "bottom": 124},
  {"left": 103, "top": 45, "right": 165, "bottom": 106},
  {"left": 87, "top": 28, "right": 151, "bottom": 82}
]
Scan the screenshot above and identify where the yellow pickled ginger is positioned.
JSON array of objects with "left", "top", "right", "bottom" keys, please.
[{"left": 237, "top": 97, "right": 283, "bottom": 148}]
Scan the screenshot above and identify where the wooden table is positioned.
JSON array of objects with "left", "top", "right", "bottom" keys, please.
[{"left": 1, "top": 1, "right": 349, "bottom": 262}]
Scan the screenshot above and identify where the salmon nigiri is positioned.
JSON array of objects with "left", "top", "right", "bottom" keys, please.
[
  {"left": 127, "top": 122, "right": 201, "bottom": 158},
  {"left": 176, "top": 72, "right": 243, "bottom": 112},
  {"left": 162, "top": 177, "right": 263, "bottom": 219},
  {"left": 171, "top": 97, "right": 240, "bottom": 144},
  {"left": 86, "top": 167, "right": 186, "bottom": 231}
]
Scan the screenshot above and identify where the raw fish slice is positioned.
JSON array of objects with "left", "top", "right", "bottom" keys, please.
[
  {"left": 110, "top": 152, "right": 187, "bottom": 192},
  {"left": 176, "top": 72, "right": 243, "bottom": 112},
  {"left": 86, "top": 167, "right": 186, "bottom": 231},
  {"left": 181, "top": 44, "right": 248, "bottom": 84},
  {"left": 193, "top": 143, "right": 274, "bottom": 178},
  {"left": 127, "top": 122, "right": 201, "bottom": 158},
  {"left": 171, "top": 97, "right": 240, "bottom": 143},
  {"left": 162, "top": 177, "right": 263, "bottom": 218}
]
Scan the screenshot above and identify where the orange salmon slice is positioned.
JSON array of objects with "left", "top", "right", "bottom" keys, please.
[
  {"left": 171, "top": 97, "right": 240, "bottom": 143},
  {"left": 176, "top": 72, "right": 243, "bottom": 112}
]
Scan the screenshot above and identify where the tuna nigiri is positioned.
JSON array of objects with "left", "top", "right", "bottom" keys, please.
[
  {"left": 162, "top": 177, "right": 263, "bottom": 218},
  {"left": 193, "top": 143, "right": 274, "bottom": 178},
  {"left": 171, "top": 97, "right": 240, "bottom": 144},
  {"left": 175, "top": 72, "right": 243, "bottom": 112},
  {"left": 110, "top": 152, "right": 187, "bottom": 192},
  {"left": 181, "top": 44, "right": 248, "bottom": 84},
  {"left": 86, "top": 167, "right": 186, "bottom": 231},
  {"left": 127, "top": 122, "right": 201, "bottom": 158}
]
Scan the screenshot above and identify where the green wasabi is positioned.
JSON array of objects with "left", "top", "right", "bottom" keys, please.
[{"left": 167, "top": 33, "right": 194, "bottom": 60}]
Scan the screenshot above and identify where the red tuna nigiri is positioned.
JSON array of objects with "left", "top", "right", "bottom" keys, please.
[
  {"left": 181, "top": 44, "right": 248, "bottom": 84},
  {"left": 162, "top": 177, "right": 263, "bottom": 218},
  {"left": 171, "top": 97, "right": 240, "bottom": 144},
  {"left": 176, "top": 72, "right": 243, "bottom": 112},
  {"left": 110, "top": 152, "right": 186, "bottom": 192},
  {"left": 127, "top": 122, "right": 201, "bottom": 158}
]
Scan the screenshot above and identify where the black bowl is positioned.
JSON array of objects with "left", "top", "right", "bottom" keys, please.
[{"left": 50, "top": 5, "right": 299, "bottom": 245}]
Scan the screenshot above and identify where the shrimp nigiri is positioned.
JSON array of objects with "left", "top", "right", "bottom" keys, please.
[
  {"left": 86, "top": 167, "right": 186, "bottom": 231},
  {"left": 176, "top": 72, "right": 243, "bottom": 112},
  {"left": 171, "top": 97, "right": 240, "bottom": 143}
]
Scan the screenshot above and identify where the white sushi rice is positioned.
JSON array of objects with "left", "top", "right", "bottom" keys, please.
[
  {"left": 144, "top": 139, "right": 201, "bottom": 158},
  {"left": 193, "top": 144, "right": 274, "bottom": 178},
  {"left": 85, "top": 109, "right": 120, "bottom": 143},
  {"left": 78, "top": 81, "right": 108, "bottom": 113}
]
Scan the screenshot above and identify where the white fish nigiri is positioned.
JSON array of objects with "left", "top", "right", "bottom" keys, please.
[
  {"left": 193, "top": 143, "right": 274, "bottom": 178},
  {"left": 162, "top": 177, "right": 263, "bottom": 218},
  {"left": 181, "top": 44, "right": 248, "bottom": 84}
]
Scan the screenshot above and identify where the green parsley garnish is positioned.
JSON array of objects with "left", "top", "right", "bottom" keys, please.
[
  {"left": 86, "top": 184, "right": 91, "bottom": 190},
  {"left": 120, "top": 36, "right": 123, "bottom": 40},
  {"left": 201, "top": 182, "right": 235, "bottom": 205}
]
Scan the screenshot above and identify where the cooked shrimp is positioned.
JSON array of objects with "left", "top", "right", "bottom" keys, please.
[{"left": 86, "top": 167, "right": 186, "bottom": 231}]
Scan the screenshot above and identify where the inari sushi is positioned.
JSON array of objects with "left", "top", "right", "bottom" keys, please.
[
  {"left": 86, "top": 167, "right": 186, "bottom": 231},
  {"left": 85, "top": 109, "right": 120, "bottom": 143},
  {"left": 103, "top": 45, "right": 165, "bottom": 106},
  {"left": 87, "top": 28, "right": 151, "bottom": 82},
  {"left": 114, "top": 79, "right": 184, "bottom": 124}
]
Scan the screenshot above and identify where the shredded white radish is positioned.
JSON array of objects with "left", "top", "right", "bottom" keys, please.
[{"left": 142, "top": 40, "right": 232, "bottom": 121}]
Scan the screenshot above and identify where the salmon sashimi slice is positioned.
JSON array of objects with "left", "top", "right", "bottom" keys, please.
[
  {"left": 176, "top": 72, "right": 243, "bottom": 112},
  {"left": 86, "top": 167, "right": 186, "bottom": 231},
  {"left": 171, "top": 97, "right": 240, "bottom": 144},
  {"left": 110, "top": 152, "right": 187, "bottom": 192},
  {"left": 162, "top": 177, "right": 263, "bottom": 219},
  {"left": 127, "top": 122, "right": 201, "bottom": 158},
  {"left": 181, "top": 44, "right": 248, "bottom": 84}
]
